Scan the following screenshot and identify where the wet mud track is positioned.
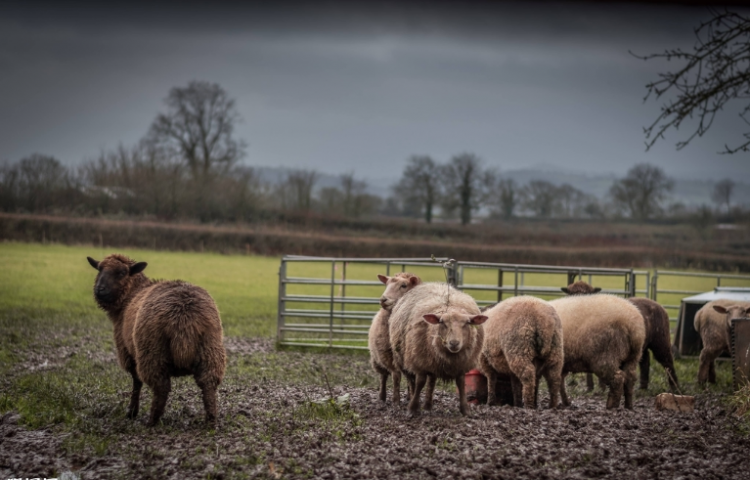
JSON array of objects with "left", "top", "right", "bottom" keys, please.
[{"left": 2, "top": 380, "right": 749, "bottom": 480}]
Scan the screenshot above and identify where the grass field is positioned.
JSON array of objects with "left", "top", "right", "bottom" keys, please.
[{"left": 1, "top": 241, "right": 748, "bottom": 478}]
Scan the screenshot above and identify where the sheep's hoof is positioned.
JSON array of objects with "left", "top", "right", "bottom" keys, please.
[{"left": 423, "top": 402, "right": 433, "bottom": 411}]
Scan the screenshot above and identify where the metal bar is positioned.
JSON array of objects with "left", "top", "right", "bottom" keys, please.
[
  {"left": 279, "top": 342, "right": 370, "bottom": 351},
  {"left": 654, "top": 270, "right": 750, "bottom": 280},
  {"left": 340, "top": 261, "right": 347, "bottom": 325},
  {"left": 514, "top": 267, "right": 518, "bottom": 297},
  {"left": 283, "top": 278, "right": 385, "bottom": 286},
  {"left": 329, "top": 261, "right": 335, "bottom": 348},
  {"left": 277, "top": 259, "right": 287, "bottom": 344},
  {"left": 497, "top": 269, "right": 503, "bottom": 303},
  {"left": 281, "top": 312, "right": 375, "bottom": 320},
  {"left": 284, "top": 322, "right": 371, "bottom": 329},
  {"left": 652, "top": 289, "right": 706, "bottom": 296},
  {"left": 281, "top": 295, "right": 380, "bottom": 304},
  {"left": 280, "top": 327, "right": 370, "bottom": 335}
]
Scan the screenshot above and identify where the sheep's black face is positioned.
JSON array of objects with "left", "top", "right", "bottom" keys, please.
[
  {"left": 87, "top": 256, "right": 147, "bottom": 310},
  {"left": 423, "top": 312, "right": 487, "bottom": 354}
]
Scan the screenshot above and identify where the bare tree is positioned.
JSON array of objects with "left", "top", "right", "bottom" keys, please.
[
  {"left": 711, "top": 178, "right": 735, "bottom": 214},
  {"left": 609, "top": 164, "right": 674, "bottom": 220},
  {"left": 487, "top": 177, "right": 518, "bottom": 219},
  {"left": 555, "top": 183, "right": 589, "bottom": 218},
  {"left": 278, "top": 169, "right": 318, "bottom": 212},
  {"left": 520, "top": 180, "right": 557, "bottom": 218},
  {"left": 393, "top": 155, "right": 441, "bottom": 223},
  {"left": 635, "top": 10, "right": 750, "bottom": 153},
  {"left": 441, "top": 153, "right": 494, "bottom": 225},
  {"left": 146, "top": 81, "right": 245, "bottom": 181}
]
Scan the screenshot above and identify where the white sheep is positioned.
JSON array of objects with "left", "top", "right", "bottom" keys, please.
[
  {"left": 368, "top": 272, "right": 421, "bottom": 404},
  {"left": 479, "top": 296, "right": 563, "bottom": 409},
  {"left": 549, "top": 294, "right": 645, "bottom": 409},
  {"left": 389, "top": 283, "right": 487, "bottom": 416}
]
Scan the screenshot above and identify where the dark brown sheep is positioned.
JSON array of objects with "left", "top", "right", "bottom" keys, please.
[
  {"left": 87, "top": 254, "right": 226, "bottom": 427},
  {"left": 694, "top": 300, "right": 750, "bottom": 385},
  {"left": 368, "top": 272, "right": 421, "bottom": 404},
  {"left": 560, "top": 281, "right": 679, "bottom": 391}
]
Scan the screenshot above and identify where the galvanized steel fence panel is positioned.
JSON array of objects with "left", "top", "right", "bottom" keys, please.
[{"left": 277, "top": 255, "right": 650, "bottom": 350}]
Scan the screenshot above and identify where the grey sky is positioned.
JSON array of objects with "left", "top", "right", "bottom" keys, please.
[{"left": 1, "top": 1, "right": 748, "bottom": 182}]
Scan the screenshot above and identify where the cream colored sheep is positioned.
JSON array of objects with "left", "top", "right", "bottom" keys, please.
[
  {"left": 479, "top": 296, "right": 563, "bottom": 409},
  {"left": 694, "top": 299, "right": 750, "bottom": 385},
  {"left": 549, "top": 294, "right": 645, "bottom": 409},
  {"left": 368, "top": 272, "right": 421, "bottom": 404},
  {"left": 389, "top": 283, "right": 487, "bottom": 416}
]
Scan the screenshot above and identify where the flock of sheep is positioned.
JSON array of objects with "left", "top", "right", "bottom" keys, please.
[
  {"left": 371, "top": 273, "right": 750, "bottom": 416},
  {"left": 84, "top": 253, "right": 750, "bottom": 426}
]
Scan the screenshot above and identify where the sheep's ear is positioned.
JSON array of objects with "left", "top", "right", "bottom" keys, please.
[
  {"left": 470, "top": 315, "right": 488, "bottom": 325},
  {"left": 410, "top": 276, "right": 421, "bottom": 286},
  {"left": 423, "top": 314, "right": 441, "bottom": 325},
  {"left": 377, "top": 274, "right": 389, "bottom": 285},
  {"left": 713, "top": 305, "right": 728, "bottom": 315},
  {"left": 87, "top": 257, "right": 100, "bottom": 270},
  {"left": 561, "top": 287, "right": 570, "bottom": 294},
  {"left": 129, "top": 262, "right": 148, "bottom": 276},
  {"left": 593, "top": 287, "right": 602, "bottom": 293}
]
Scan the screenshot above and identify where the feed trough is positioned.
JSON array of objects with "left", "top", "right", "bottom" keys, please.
[{"left": 673, "top": 287, "right": 750, "bottom": 357}]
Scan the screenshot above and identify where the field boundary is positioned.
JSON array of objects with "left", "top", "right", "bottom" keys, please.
[{"left": 2, "top": 212, "right": 749, "bottom": 270}]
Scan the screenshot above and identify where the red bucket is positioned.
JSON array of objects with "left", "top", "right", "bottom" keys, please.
[
  {"left": 461, "top": 369, "right": 516, "bottom": 406},
  {"left": 464, "top": 369, "right": 488, "bottom": 404}
]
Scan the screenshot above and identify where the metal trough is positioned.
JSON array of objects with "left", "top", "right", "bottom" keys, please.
[
  {"left": 673, "top": 287, "right": 750, "bottom": 357},
  {"left": 732, "top": 318, "right": 750, "bottom": 389}
]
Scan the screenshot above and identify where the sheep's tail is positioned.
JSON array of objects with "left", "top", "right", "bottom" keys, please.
[{"left": 171, "top": 323, "right": 199, "bottom": 370}]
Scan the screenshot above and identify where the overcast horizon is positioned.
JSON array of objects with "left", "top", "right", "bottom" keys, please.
[{"left": 2, "top": 1, "right": 749, "bottom": 182}]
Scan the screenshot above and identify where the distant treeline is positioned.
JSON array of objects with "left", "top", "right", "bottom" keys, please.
[{"left": 1, "top": 81, "right": 747, "bottom": 225}]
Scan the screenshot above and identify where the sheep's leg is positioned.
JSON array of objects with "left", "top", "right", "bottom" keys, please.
[
  {"left": 486, "top": 370, "right": 498, "bottom": 406},
  {"left": 404, "top": 371, "right": 416, "bottom": 404},
  {"left": 586, "top": 373, "right": 595, "bottom": 392},
  {"left": 517, "top": 365, "right": 537, "bottom": 410},
  {"left": 623, "top": 363, "right": 638, "bottom": 410},
  {"left": 391, "top": 369, "right": 401, "bottom": 405},
  {"left": 127, "top": 372, "right": 143, "bottom": 419},
  {"left": 196, "top": 374, "right": 220, "bottom": 426},
  {"left": 602, "top": 370, "right": 624, "bottom": 409},
  {"left": 652, "top": 345, "right": 679, "bottom": 391},
  {"left": 378, "top": 371, "right": 389, "bottom": 402},
  {"left": 598, "top": 376, "right": 606, "bottom": 392},
  {"left": 560, "top": 372, "right": 571, "bottom": 407},
  {"left": 146, "top": 377, "right": 171, "bottom": 427},
  {"left": 543, "top": 364, "right": 562, "bottom": 410},
  {"left": 456, "top": 373, "right": 470, "bottom": 416},
  {"left": 698, "top": 348, "right": 720, "bottom": 385},
  {"left": 423, "top": 375, "right": 436, "bottom": 411},
  {"left": 639, "top": 349, "right": 651, "bottom": 390},
  {"left": 510, "top": 374, "right": 523, "bottom": 408},
  {"left": 408, "top": 373, "right": 427, "bottom": 416}
]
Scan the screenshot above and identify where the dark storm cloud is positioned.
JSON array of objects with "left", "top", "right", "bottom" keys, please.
[{"left": 0, "top": 0, "right": 747, "bottom": 181}]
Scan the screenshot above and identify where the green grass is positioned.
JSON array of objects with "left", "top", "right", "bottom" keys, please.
[
  {"left": 0, "top": 241, "right": 746, "bottom": 436},
  {"left": 0, "top": 241, "right": 280, "bottom": 338}
]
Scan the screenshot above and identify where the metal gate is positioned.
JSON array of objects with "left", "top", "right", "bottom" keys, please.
[{"left": 277, "top": 255, "right": 649, "bottom": 350}]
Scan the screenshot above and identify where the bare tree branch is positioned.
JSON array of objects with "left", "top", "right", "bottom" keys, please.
[{"left": 634, "top": 10, "right": 750, "bottom": 154}]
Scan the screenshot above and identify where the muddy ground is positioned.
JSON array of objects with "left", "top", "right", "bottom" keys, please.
[{"left": 2, "top": 340, "right": 749, "bottom": 480}]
